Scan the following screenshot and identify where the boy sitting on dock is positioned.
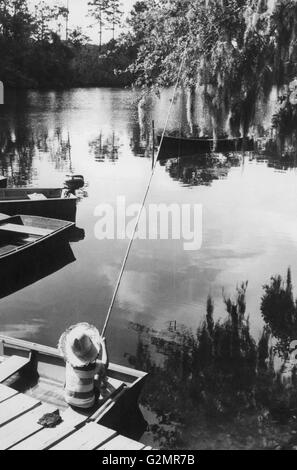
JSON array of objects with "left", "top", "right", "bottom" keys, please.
[{"left": 58, "top": 323, "right": 108, "bottom": 409}]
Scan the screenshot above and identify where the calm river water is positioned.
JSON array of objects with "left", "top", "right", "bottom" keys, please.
[{"left": 1, "top": 88, "right": 297, "bottom": 449}]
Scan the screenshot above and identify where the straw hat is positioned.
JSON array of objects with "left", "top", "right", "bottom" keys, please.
[{"left": 58, "top": 323, "right": 101, "bottom": 368}]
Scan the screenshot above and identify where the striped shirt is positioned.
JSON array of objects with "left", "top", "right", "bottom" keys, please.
[{"left": 64, "top": 361, "right": 103, "bottom": 409}]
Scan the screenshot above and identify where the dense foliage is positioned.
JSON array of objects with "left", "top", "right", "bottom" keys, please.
[
  {"left": 2, "top": 0, "right": 297, "bottom": 134},
  {"left": 121, "top": 0, "right": 297, "bottom": 135},
  {"left": 88, "top": 0, "right": 122, "bottom": 47},
  {"left": 0, "top": 0, "right": 131, "bottom": 88},
  {"left": 272, "top": 78, "right": 297, "bottom": 136}
]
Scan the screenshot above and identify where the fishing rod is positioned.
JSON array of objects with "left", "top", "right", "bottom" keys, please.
[{"left": 101, "top": 47, "right": 188, "bottom": 338}]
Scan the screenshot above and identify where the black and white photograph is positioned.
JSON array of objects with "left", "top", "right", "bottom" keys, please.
[{"left": 0, "top": 0, "right": 297, "bottom": 454}]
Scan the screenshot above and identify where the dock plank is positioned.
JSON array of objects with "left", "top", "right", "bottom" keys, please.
[
  {"left": 0, "top": 384, "right": 18, "bottom": 403},
  {"left": 0, "top": 393, "right": 40, "bottom": 427},
  {"left": 0, "top": 355, "right": 30, "bottom": 382},
  {"left": 0, "top": 403, "right": 54, "bottom": 450},
  {"left": 98, "top": 435, "right": 146, "bottom": 451},
  {"left": 51, "top": 423, "right": 117, "bottom": 451},
  {"left": 13, "top": 408, "right": 87, "bottom": 450}
]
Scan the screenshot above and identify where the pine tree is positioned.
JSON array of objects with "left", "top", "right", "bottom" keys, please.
[
  {"left": 88, "top": 0, "right": 111, "bottom": 49},
  {"left": 107, "top": 0, "right": 122, "bottom": 41}
]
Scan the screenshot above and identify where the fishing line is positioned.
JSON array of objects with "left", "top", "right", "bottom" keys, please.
[{"left": 101, "top": 46, "right": 188, "bottom": 338}]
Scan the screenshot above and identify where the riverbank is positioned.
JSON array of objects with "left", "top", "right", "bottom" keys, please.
[{"left": 1, "top": 42, "right": 133, "bottom": 90}]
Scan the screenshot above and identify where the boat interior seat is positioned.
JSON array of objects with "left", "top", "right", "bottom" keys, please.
[
  {"left": 0, "top": 224, "right": 52, "bottom": 237},
  {"left": 27, "top": 193, "right": 48, "bottom": 201},
  {"left": 0, "top": 244, "right": 19, "bottom": 255}
]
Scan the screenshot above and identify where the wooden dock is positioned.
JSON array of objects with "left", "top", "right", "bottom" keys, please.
[{"left": 0, "top": 384, "right": 150, "bottom": 450}]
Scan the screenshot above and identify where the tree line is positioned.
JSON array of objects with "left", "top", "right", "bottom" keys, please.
[
  {"left": 120, "top": 0, "right": 297, "bottom": 138},
  {"left": 2, "top": 0, "right": 297, "bottom": 135},
  {"left": 0, "top": 0, "right": 132, "bottom": 88}
]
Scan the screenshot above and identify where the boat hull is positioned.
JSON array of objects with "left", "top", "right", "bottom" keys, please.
[
  {"left": 158, "top": 135, "right": 254, "bottom": 159},
  {"left": 0, "top": 178, "right": 7, "bottom": 189},
  {"left": 0, "top": 188, "right": 77, "bottom": 222},
  {"left": 0, "top": 240, "right": 75, "bottom": 300},
  {"left": 0, "top": 215, "right": 75, "bottom": 286},
  {"left": 0, "top": 198, "right": 77, "bottom": 222}
]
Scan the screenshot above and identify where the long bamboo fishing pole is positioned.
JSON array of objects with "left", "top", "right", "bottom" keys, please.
[{"left": 101, "top": 48, "right": 188, "bottom": 338}]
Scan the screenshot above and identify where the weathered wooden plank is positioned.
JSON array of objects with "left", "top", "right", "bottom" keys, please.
[
  {"left": 98, "top": 435, "right": 146, "bottom": 451},
  {"left": 0, "top": 393, "right": 40, "bottom": 427},
  {"left": 0, "top": 403, "right": 54, "bottom": 450},
  {"left": 13, "top": 408, "right": 87, "bottom": 450},
  {"left": 51, "top": 423, "right": 117, "bottom": 451},
  {"left": 0, "top": 384, "right": 18, "bottom": 403},
  {"left": 0, "top": 355, "right": 30, "bottom": 382}
]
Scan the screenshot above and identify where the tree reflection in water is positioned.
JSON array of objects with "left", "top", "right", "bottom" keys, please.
[
  {"left": 161, "top": 146, "right": 297, "bottom": 190},
  {"left": 127, "top": 273, "right": 297, "bottom": 450},
  {"left": 0, "top": 123, "right": 74, "bottom": 186},
  {"left": 161, "top": 153, "right": 242, "bottom": 187},
  {"left": 89, "top": 132, "right": 120, "bottom": 163},
  {"left": 0, "top": 126, "right": 35, "bottom": 186}
]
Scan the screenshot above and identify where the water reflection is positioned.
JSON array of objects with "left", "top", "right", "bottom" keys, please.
[
  {"left": 0, "top": 88, "right": 146, "bottom": 189},
  {"left": 162, "top": 150, "right": 297, "bottom": 189},
  {"left": 261, "top": 269, "right": 297, "bottom": 359},
  {"left": 126, "top": 275, "right": 297, "bottom": 450},
  {"left": 0, "top": 121, "right": 73, "bottom": 187},
  {"left": 0, "top": 124, "right": 35, "bottom": 186},
  {"left": 161, "top": 153, "right": 242, "bottom": 187},
  {"left": 137, "top": 95, "right": 154, "bottom": 159},
  {"left": 2, "top": 88, "right": 297, "bottom": 449},
  {"left": 0, "top": 241, "right": 76, "bottom": 300},
  {"left": 89, "top": 132, "right": 120, "bottom": 163},
  {"left": 253, "top": 140, "right": 297, "bottom": 171}
]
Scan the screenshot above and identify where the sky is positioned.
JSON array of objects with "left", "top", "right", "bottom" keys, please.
[{"left": 28, "top": 0, "right": 136, "bottom": 44}]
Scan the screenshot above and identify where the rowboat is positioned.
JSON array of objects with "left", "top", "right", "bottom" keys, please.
[
  {"left": 0, "top": 188, "right": 77, "bottom": 222},
  {"left": 0, "top": 214, "right": 74, "bottom": 276},
  {"left": 0, "top": 336, "right": 148, "bottom": 449},
  {"left": 0, "top": 177, "right": 7, "bottom": 189},
  {"left": 0, "top": 240, "right": 76, "bottom": 300},
  {"left": 157, "top": 135, "right": 254, "bottom": 159}
]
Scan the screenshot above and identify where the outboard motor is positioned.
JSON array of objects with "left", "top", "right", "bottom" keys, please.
[{"left": 64, "top": 175, "right": 85, "bottom": 194}]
